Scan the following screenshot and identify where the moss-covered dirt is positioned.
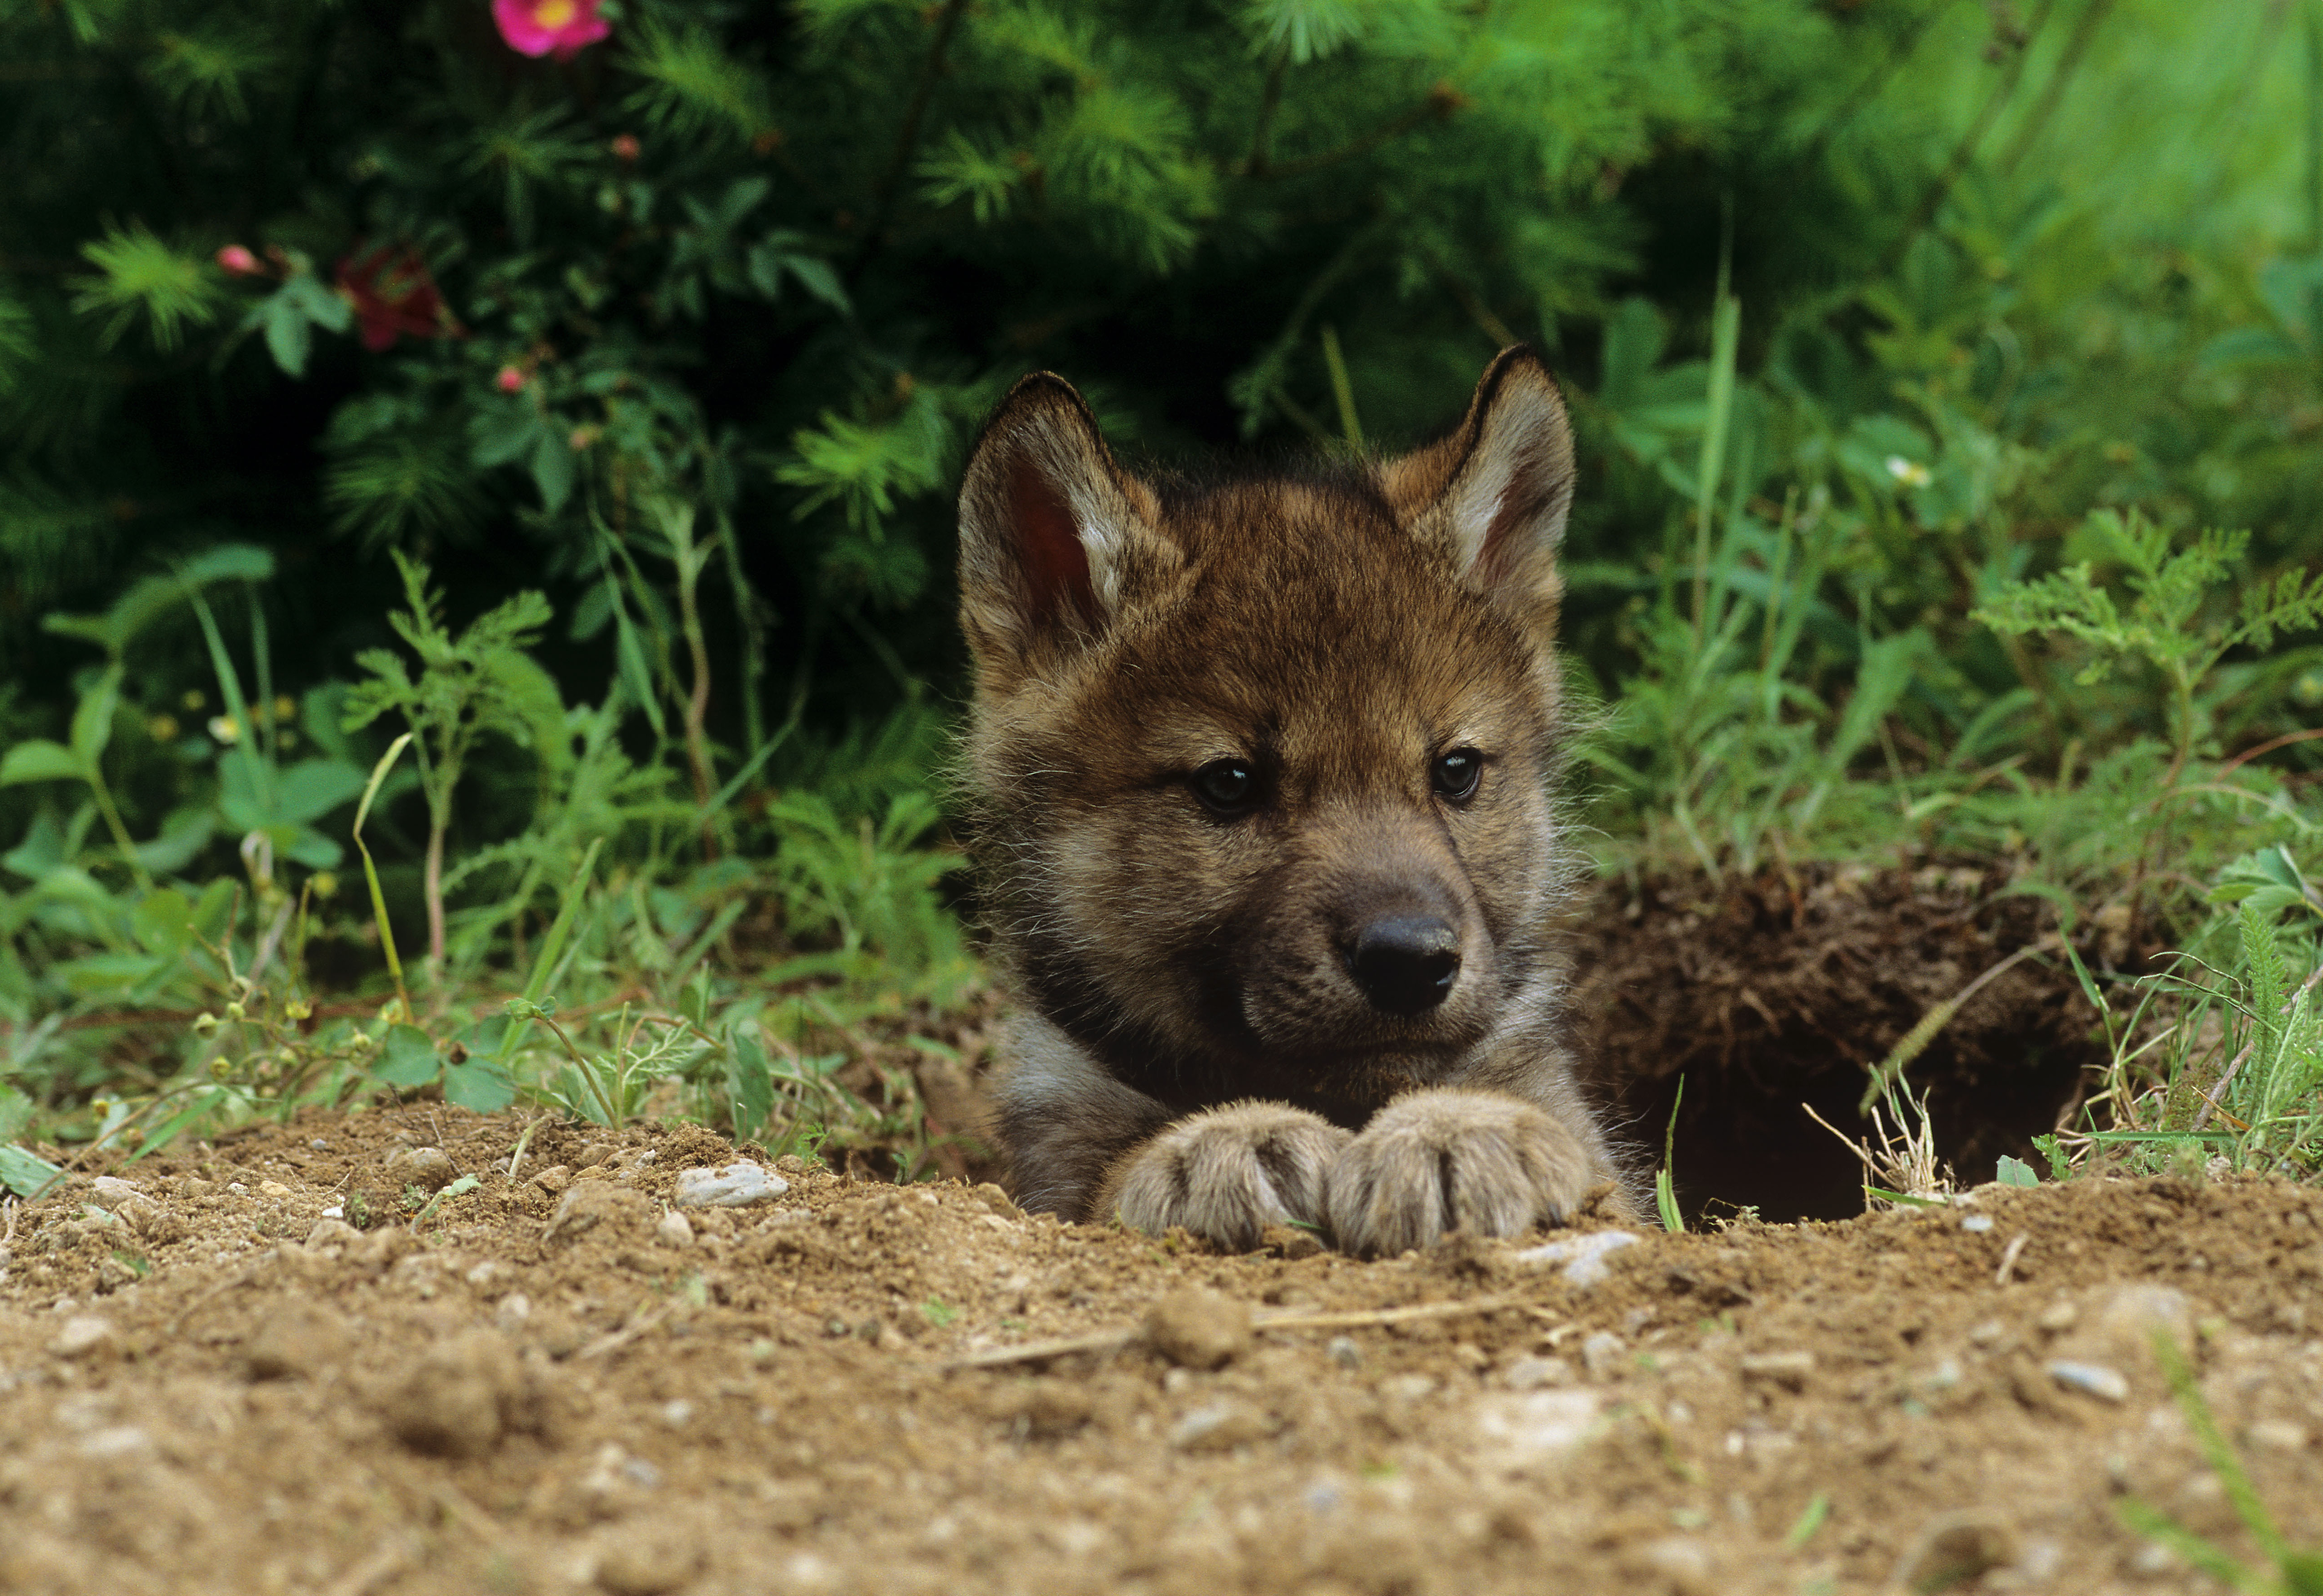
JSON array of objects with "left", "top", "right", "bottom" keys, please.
[{"left": 3, "top": 1105, "right": 2320, "bottom": 1596}]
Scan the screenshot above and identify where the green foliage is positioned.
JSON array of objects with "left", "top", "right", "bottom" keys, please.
[
  {"left": 67, "top": 222, "right": 222, "bottom": 352},
  {"left": 2117, "top": 1333, "right": 2323, "bottom": 1596}
]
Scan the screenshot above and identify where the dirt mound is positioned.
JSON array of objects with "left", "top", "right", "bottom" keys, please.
[
  {"left": 1571, "top": 863, "right": 2100, "bottom": 1221},
  {"left": 5, "top": 1108, "right": 2320, "bottom": 1595}
]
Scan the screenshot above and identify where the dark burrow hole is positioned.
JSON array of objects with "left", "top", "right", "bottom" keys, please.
[{"left": 1572, "top": 864, "right": 2107, "bottom": 1224}]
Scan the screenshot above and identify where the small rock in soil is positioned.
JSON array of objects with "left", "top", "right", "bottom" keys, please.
[
  {"left": 1738, "top": 1350, "right": 1815, "bottom": 1390},
  {"left": 305, "top": 1218, "right": 362, "bottom": 1250},
  {"left": 245, "top": 1301, "right": 349, "bottom": 1380},
  {"left": 379, "top": 1329, "right": 524, "bottom": 1458},
  {"left": 88, "top": 1176, "right": 143, "bottom": 1210},
  {"left": 1502, "top": 1355, "right": 1571, "bottom": 1391},
  {"left": 986, "top": 1378, "right": 1093, "bottom": 1439},
  {"left": 1472, "top": 1389, "right": 1600, "bottom": 1467},
  {"left": 656, "top": 1210, "right": 694, "bottom": 1247},
  {"left": 1259, "top": 1223, "right": 1325, "bottom": 1260},
  {"left": 385, "top": 1147, "right": 457, "bottom": 1192},
  {"left": 545, "top": 1181, "right": 655, "bottom": 1241},
  {"left": 1145, "top": 1287, "right": 1251, "bottom": 1370},
  {"left": 1579, "top": 1330, "right": 1625, "bottom": 1378},
  {"left": 672, "top": 1161, "right": 788, "bottom": 1210},
  {"left": 2047, "top": 1361, "right": 2129, "bottom": 1403},
  {"left": 52, "top": 1315, "right": 118, "bottom": 1361},
  {"left": 1895, "top": 1513, "right": 2017, "bottom": 1592},
  {"left": 591, "top": 1522, "right": 705, "bottom": 1596},
  {"left": 972, "top": 1182, "right": 1020, "bottom": 1219},
  {"left": 1169, "top": 1399, "right": 1271, "bottom": 1451},
  {"left": 1512, "top": 1229, "right": 1640, "bottom": 1286}
]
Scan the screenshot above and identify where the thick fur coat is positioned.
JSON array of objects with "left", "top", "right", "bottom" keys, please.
[{"left": 957, "top": 348, "right": 1638, "bottom": 1256}]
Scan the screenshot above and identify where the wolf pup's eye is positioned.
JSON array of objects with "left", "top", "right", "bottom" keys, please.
[
  {"left": 1190, "top": 758, "right": 1260, "bottom": 817},
  {"left": 1431, "top": 747, "right": 1483, "bottom": 803}
]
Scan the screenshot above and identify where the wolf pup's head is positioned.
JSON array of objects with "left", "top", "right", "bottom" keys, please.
[{"left": 958, "top": 348, "right": 1577, "bottom": 1122}]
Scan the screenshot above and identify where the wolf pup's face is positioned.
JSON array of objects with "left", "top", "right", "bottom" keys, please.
[{"left": 959, "top": 349, "right": 1576, "bottom": 1127}]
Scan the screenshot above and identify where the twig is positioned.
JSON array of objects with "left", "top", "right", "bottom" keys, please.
[
  {"left": 2188, "top": 958, "right": 2323, "bottom": 1134},
  {"left": 941, "top": 1294, "right": 1547, "bottom": 1370},
  {"left": 1995, "top": 1232, "right": 2029, "bottom": 1285},
  {"left": 2217, "top": 725, "right": 2323, "bottom": 777},
  {"left": 575, "top": 1304, "right": 676, "bottom": 1361}
]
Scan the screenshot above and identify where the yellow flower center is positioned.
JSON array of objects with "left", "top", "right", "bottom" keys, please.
[{"left": 534, "top": 0, "right": 577, "bottom": 26}]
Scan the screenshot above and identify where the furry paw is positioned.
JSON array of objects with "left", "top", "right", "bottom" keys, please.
[
  {"left": 1322, "top": 1088, "right": 1594, "bottom": 1258},
  {"left": 1107, "top": 1102, "right": 1352, "bottom": 1252}
]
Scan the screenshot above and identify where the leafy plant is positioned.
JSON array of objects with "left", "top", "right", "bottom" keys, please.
[{"left": 341, "top": 552, "right": 565, "bottom": 974}]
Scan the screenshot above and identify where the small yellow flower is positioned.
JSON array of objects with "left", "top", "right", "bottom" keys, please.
[
  {"left": 182, "top": 688, "right": 208, "bottom": 712},
  {"left": 147, "top": 714, "right": 179, "bottom": 741},
  {"left": 312, "top": 871, "right": 340, "bottom": 899},
  {"left": 273, "top": 694, "right": 297, "bottom": 722},
  {"left": 1884, "top": 456, "right": 1932, "bottom": 489},
  {"left": 208, "top": 715, "right": 241, "bottom": 744}
]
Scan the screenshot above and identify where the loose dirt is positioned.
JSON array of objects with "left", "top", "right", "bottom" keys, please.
[{"left": 5, "top": 1106, "right": 2321, "bottom": 1596}]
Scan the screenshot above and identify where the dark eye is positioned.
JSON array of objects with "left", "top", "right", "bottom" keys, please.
[
  {"left": 1431, "top": 747, "right": 1483, "bottom": 803},
  {"left": 1191, "top": 758, "right": 1260, "bottom": 817}
]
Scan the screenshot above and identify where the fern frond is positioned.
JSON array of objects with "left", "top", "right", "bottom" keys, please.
[{"left": 621, "top": 21, "right": 773, "bottom": 145}]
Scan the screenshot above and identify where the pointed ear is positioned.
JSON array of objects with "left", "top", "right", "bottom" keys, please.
[
  {"left": 956, "top": 372, "right": 1160, "bottom": 677},
  {"left": 1382, "top": 346, "right": 1575, "bottom": 630}
]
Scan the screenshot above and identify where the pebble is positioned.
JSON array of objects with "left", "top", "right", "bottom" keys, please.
[
  {"left": 88, "top": 1176, "right": 143, "bottom": 1210},
  {"left": 545, "top": 1182, "right": 656, "bottom": 1241},
  {"left": 2247, "top": 1418, "right": 2310, "bottom": 1452},
  {"left": 1144, "top": 1287, "right": 1252, "bottom": 1371},
  {"left": 2037, "top": 1301, "right": 2079, "bottom": 1332},
  {"left": 1326, "top": 1336, "right": 1361, "bottom": 1370},
  {"left": 1502, "top": 1355, "right": 1571, "bottom": 1391},
  {"left": 1960, "top": 1214, "right": 1994, "bottom": 1233},
  {"left": 1168, "top": 1399, "right": 1271, "bottom": 1451},
  {"left": 257, "top": 1179, "right": 293, "bottom": 1199},
  {"left": 386, "top": 1147, "right": 458, "bottom": 1192},
  {"left": 1511, "top": 1229, "right": 1641, "bottom": 1286},
  {"left": 531, "top": 1164, "right": 573, "bottom": 1194},
  {"left": 1471, "top": 1389, "right": 1601, "bottom": 1464},
  {"left": 672, "top": 1161, "right": 789, "bottom": 1210},
  {"left": 1894, "top": 1513, "right": 2017, "bottom": 1592},
  {"left": 1738, "top": 1350, "right": 1815, "bottom": 1390},
  {"left": 656, "top": 1210, "right": 695, "bottom": 1248},
  {"left": 305, "top": 1218, "right": 362, "bottom": 1251},
  {"left": 1579, "top": 1330, "right": 1625, "bottom": 1379},
  {"left": 379, "top": 1330, "right": 523, "bottom": 1457},
  {"left": 2048, "top": 1360, "right": 2130, "bottom": 1403},
  {"left": 52, "top": 1316, "right": 118, "bottom": 1361},
  {"left": 245, "top": 1301, "right": 349, "bottom": 1380},
  {"left": 593, "top": 1525, "right": 704, "bottom": 1596}
]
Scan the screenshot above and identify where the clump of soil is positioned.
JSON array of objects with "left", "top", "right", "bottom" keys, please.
[
  {"left": 5, "top": 1107, "right": 2321, "bottom": 1596},
  {"left": 1570, "top": 864, "right": 2103, "bottom": 1221}
]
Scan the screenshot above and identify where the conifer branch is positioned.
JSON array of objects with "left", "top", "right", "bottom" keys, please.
[
  {"left": 1237, "top": 49, "right": 1290, "bottom": 177},
  {"left": 1252, "top": 85, "right": 1465, "bottom": 181},
  {"left": 850, "top": 0, "right": 971, "bottom": 275}
]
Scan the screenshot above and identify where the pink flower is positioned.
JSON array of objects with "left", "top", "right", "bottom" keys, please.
[
  {"left": 336, "top": 246, "right": 461, "bottom": 352},
  {"left": 496, "top": 364, "right": 528, "bottom": 393},
  {"left": 216, "top": 245, "right": 261, "bottom": 276},
  {"left": 492, "top": 0, "right": 610, "bottom": 61},
  {"left": 609, "top": 133, "right": 640, "bottom": 163}
]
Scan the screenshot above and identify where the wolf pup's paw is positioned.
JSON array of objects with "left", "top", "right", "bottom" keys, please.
[
  {"left": 1322, "top": 1088, "right": 1594, "bottom": 1258},
  {"left": 1107, "top": 1102, "right": 1352, "bottom": 1252}
]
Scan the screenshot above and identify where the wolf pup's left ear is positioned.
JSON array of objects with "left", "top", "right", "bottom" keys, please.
[
  {"left": 1385, "top": 345, "right": 1575, "bottom": 632},
  {"left": 957, "top": 372, "right": 1161, "bottom": 679}
]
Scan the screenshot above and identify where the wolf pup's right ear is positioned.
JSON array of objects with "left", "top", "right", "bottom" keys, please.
[{"left": 957, "top": 373, "right": 1162, "bottom": 681}]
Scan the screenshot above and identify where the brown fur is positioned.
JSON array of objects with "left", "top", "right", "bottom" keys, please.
[{"left": 957, "top": 348, "right": 1640, "bottom": 1256}]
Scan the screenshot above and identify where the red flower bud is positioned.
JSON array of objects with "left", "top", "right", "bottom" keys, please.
[
  {"left": 610, "top": 134, "right": 641, "bottom": 163},
  {"left": 216, "top": 245, "right": 261, "bottom": 276},
  {"left": 496, "top": 365, "right": 528, "bottom": 394}
]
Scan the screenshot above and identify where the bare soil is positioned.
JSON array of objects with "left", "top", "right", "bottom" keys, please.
[{"left": 4, "top": 1105, "right": 2321, "bottom": 1596}]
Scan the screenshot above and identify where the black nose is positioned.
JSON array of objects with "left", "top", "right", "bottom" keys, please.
[{"left": 1344, "top": 915, "right": 1461, "bottom": 1015}]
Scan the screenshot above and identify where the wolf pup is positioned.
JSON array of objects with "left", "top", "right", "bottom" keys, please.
[{"left": 957, "top": 347, "right": 1637, "bottom": 1257}]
